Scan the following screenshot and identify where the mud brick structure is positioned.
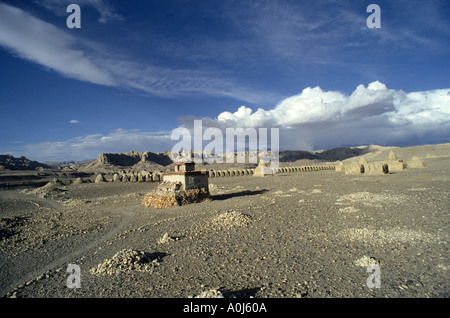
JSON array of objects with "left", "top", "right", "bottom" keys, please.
[
  {"left": 253, "top": 161, "right": 275, "bottom": 177},
  {"left": 142, "top": 162, "right": 210, "bottom": 209},
  {"left": 162, "top": 163, "right": 208, "bottom": 191}
]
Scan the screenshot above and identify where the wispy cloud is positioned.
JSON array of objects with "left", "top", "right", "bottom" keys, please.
[
  {"left": 221, "top": 0, "right": 449, "bottom": 66},
  {"left": 0, "top": 3, "right": 116, "bottom": 86},
  {"left": 101, "top": 57, "right": 283, "bottom": 103},
  {"left": 0, "top": 2, "right": 281, "bottom": 104},
  {"left": 69, "top": 120, "right": 81, "bottom": 124}
]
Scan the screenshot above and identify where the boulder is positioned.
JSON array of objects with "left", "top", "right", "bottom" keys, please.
[
  {"left": 73, "top": 177, "right": 84, "bottom": 184},
  {"left": 95, "top": 174, "right": 106, "bottom": 183}
]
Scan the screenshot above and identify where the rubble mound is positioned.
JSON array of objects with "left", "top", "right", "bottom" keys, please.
[
  {"left": 142, "top": 182, "right": 210, "bottom": 208},
  {"left": 90, "top": 249, "right": 161, "bottom": 276},
  {"left": 210, "top": 210, "right": 253, "bottom": 230},
  {"left": 27, "top": 182, "right": 66, "bottom": 200}
]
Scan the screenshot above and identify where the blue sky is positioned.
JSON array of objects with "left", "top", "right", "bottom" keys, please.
[{"left": 0, "top": 0, "right": 449, "bottom": 161}]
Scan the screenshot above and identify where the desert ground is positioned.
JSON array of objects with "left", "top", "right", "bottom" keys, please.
[{"left": 0, "top": 144, "right": 449, "bottom": 298}]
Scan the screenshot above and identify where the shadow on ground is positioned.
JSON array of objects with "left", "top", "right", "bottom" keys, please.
[
  {"left": 221, "top": 287, "right": 261, "bottom": 298},
  {"left": 211, "top": 190, "right": 268, "bottom": 201}
]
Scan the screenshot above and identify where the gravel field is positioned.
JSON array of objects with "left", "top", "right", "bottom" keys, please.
[{"left": 0, "top": 154, "right": 448, "bottom": 299}]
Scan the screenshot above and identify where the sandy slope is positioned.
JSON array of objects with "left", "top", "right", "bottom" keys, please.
[{"left": 0, "top": 144, "right": 449, "bottom": 298}]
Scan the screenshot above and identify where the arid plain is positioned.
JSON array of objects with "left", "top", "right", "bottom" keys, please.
[{"left": 0, "top": 143, "right": 448, "bottom": 298}]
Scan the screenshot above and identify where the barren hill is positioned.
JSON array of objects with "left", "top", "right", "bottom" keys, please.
[
  {"left": 5, "top": 144, "right": 438, "bottom": 173},
  {"left": 312, "top": 145, "right": 390, "bottom": 161},
  {"left": 0, "top": 155, "right": 50, "bottom": 171},
  {"left": 340, "top": 143, "right": 450, "bottom": 164},
  {"left": 81, "top": 151, "right": 173, "bottom": 172}
]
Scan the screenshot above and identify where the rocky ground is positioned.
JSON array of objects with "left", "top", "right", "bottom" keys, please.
[{"left": 0, "top": 152, "right": 448, "bottom": 299}]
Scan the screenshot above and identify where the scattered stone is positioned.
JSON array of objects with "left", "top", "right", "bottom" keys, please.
[
  {"left": 209, "top": 210, "right": 253, "bottom": 230},
  {"left": 354, "top": 255, "right": 380, "bottom": 267},
  {"left": 336, "top": 191, "right": 408, "bottom": 208},
  {"left": 338, "top": 206, "right": 360, "bottom": 213},
  {"left": 194, "top": 288, "right": 225, "bottom": 298},
  {"left": 90, "top": 249, "right": 161, "bottom": 276},
  {"left": 339, "top": 227, "right": 439, "bottom": 245},
  {"left": 208, "top": 183, "right": 221, "bottom": 193},
  {"left": 158, "top": 232, "right": 173, "bottom": 244}
]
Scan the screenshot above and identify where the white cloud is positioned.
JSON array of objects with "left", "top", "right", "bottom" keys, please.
[
  {"left": 0, "top": 3, "right": 280, "bottom": 104},
  {"left": 0, "top": 3, "right": 116, "bottom": 86},
  {"left": 207, "top": 81, "right": 450, "bottom": 150},
  {"left": 8, "top": 129, "right": 173, "bottom": 162},
  {"left": 69, "top": 120, "right": 81, "bottom": 124},
  {"left": 103, "top": 58, "right": 282, "bottom": 104}
]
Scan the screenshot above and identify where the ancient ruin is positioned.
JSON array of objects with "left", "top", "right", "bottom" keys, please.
[
  {"left": 339, "top": 150, "right": 425, "bottom": 175},
  {"left": 407, "top": 156, "right": 426, "bottom": 168},
  {"left": 253, "top": 160, "right": 274, "bottom": 177},
  {"left": 385, "top": 150, "right": 406, "bottom": 172},
  {"left": 142, "top": 162, "right": 210, "bottom": 208}
]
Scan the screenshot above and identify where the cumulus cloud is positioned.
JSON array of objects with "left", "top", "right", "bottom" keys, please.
[{"left": 194, "top": 81, "right": 450, "bottom": 150}]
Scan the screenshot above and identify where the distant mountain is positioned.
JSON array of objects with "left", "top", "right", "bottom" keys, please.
[
  {"left": 1, "top": 145, "right": 393, "bottom": 172},
  {"left": 312, "top": 145, "right": 391, "bottom": 161},
  {"left": 278, "top": 150, "right": 321, "bottom": 162},
  {"left": 43, "top": 159, "right": 95, "bottom": 170},
  {"left": 0, "top": 154, "right": 50, "bottom": 171},
  {"left": 81, "top": 151, "right": 173, "bottom": 172},
  {"left": 79, "top": 146, "right": 389, "bottom": 172},
  {"left": 277, "top": 145, "right": 389, "bottom": 163}
]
